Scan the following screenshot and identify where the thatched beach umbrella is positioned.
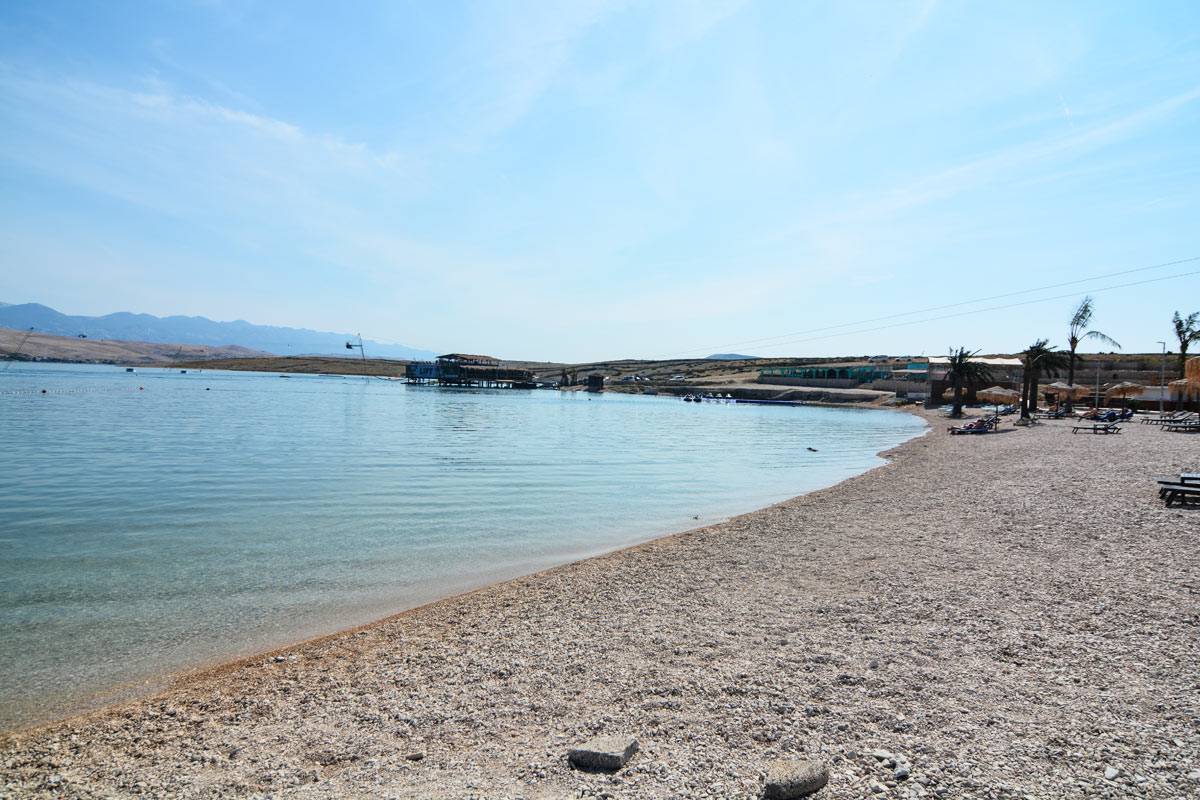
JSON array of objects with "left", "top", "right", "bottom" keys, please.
[
  {"left": 1104, "top": 381, "right": 1145, "bottom": 409},
  {"left": 1170, "top": 378, "right": 1199, "bottom": 412},
  {"left": 1045, "top": 381, "right": 1091, "bottom": 399},
  {"left": 977, "top": 386, "right": 1020, "bottom": 417},
  {"left": 1043, "top": 380, "right": 1092, "bottom": 410}
]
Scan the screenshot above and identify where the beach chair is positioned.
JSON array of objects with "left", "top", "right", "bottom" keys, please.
[
  {"left": 1162, "top": 484, "right": 1200, "bottom": 507},
  {"left": 1163, "top": 420, "right": 1200, "bottom": 433},
  {"left": 1141, "top": 411, "right": 1188, "bottom": 425},
  {"left": 1071, "top": 421, "right": 1121, "bottom": 434},
  {"left": 1156, "top": 412, "right": 1197, "bottom": 425},
  {"left": 948, "top": 419, "right": 993, "bottom": 435},
  {"left": 1157, "top": 473, "right": 1200, "bottom": 498}
]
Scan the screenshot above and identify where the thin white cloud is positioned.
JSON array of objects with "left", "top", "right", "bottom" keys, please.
[
  {"left": 821, "top": 86, "right": 1200, "bottom": 228},
  {"left": 648, "top": 0, "right": 747, "bottom": 51},
  {"left": 0, "top": 70, "right": 418, "bottom": 220},
  {"left": 444, "top": 0, "right": 621, "bottom": 148}
]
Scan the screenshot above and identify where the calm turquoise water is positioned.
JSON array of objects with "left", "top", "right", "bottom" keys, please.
[{"left": 0, "top": 362, "right": 926, "bottom": 730}]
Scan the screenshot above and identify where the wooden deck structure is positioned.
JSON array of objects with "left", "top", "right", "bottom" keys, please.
[{"left": 405, "top": 353, "right": 535, "bottom": 388}]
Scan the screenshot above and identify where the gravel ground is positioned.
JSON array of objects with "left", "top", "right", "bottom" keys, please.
[{"left": 3, "top": 408, "right": 1199, "bottom": 799}]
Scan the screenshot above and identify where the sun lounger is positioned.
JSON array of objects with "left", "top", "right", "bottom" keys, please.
[
  {"left": 1071, "top": 421, "right": 1121, "bottom": 434},
  {"left": 1157, "top": 474, "right": 1200, "bottom": 497},
  {"left": 1142, "top": 411, "right": 1195, "bottom": 425},
  {"left": 947, "top": 417, "right": 997, "bottom": 435},
  {"left": 1162, "top": 484, "right": 1200, "bottom": 507},
  {"left": 1163, "top": 421, "right": 1200, "bottom": 433},
  {"left": 1033, "top": 408, "right": 1066, "bottom": 419}
]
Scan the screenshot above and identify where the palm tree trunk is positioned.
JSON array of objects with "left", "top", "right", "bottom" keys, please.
[
  {"left": 1021, "top": 364, "right": 1041, "bottom": 419},
  {"left": 1066, "top": 348, "right": 1077, "bottom": 412},
  {"left": 1020, "top": 367, "right": 1031, "bottom": 418}
]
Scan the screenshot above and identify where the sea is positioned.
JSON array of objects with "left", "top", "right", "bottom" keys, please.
[{"left": 0, "top": 362, "right": 927, "bottom": 731}]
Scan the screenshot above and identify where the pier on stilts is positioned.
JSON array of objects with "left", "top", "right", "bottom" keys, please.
[{"left": 405, "top": 354, "right": 536, "bottom": 389}]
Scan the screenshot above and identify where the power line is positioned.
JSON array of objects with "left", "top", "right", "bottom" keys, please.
[
  {"left": 657, "top": 255, "right": 1200, "bottom": 358},
  {"left": 752, "top": 269, "right": 1200, "bottom": 353}
]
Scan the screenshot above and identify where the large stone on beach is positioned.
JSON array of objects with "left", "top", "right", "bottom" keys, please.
[
  {"left": 762, "top": 759, "right": 830, "bottom": 799},
  {"left": 567, "top": 736, "right": 639, "bottom": 771}
]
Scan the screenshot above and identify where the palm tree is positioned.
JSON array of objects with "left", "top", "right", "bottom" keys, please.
[
  {"left": 945, "top": 347, "right": 993, "bottom": 418},
  {"left": 1173, "top": 311, "right": 1200, "bottom": 375},
  {"left": 1065, "top": 297, "right": 1120, "bottom": 410},
  {"left": 1019, "top": 339, "right": 1070, "bottom": 419}
]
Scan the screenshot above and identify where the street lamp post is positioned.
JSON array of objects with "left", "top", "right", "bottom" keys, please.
[{"left": 1156, "top": 341, "right": 1166, "bottom": 415}]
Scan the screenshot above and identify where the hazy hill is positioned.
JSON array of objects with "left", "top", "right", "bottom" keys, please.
[
  {"left": 706, "top": 353, "right": 757, "bottom": 360},
  {"left": 0, "top": 327, "right": 273, "bottom": 364},
  {"left": 0, "top": 302, "right": 437, "bottom": 360}
]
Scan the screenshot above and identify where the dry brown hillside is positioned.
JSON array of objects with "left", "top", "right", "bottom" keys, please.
[{"left": 0, "top": 327, "right": 271, "bottom": 365}]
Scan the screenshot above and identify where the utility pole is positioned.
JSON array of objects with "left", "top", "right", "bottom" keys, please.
[
  {"left": 2, "top": 327, "right": 35, "bottom": 371},
  {"left": 346, "top": 334, "right": 367, "bottom": 381},
  {"left": 1156, "top": 341, "right": 1166, "bottom": 415}
]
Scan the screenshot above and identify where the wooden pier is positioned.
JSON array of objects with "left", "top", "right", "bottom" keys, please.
[{"left": 405, "top": 353, "right": 535, "bottom": 388}]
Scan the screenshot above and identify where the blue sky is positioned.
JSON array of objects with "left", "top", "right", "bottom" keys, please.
[{"left": 1, "top": 1, "right": 1197, "bottom": 361}]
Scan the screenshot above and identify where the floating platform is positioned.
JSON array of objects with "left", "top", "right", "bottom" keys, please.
[{"left": 730, "top": 398, "right": 808, "bottom": 406}]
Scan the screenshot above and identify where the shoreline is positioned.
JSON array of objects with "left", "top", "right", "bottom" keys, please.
[{"left": 4, "top": 407, "right": 1199, "bottom": 798}]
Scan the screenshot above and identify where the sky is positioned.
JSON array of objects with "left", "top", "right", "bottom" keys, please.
[{"left": 1, "top": 1, "right": 1198, "bottom": 362}]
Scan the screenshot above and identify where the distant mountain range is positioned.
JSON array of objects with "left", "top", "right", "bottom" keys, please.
[
  {"left": 706, "top": 353, "right": 757, "bottom": 360},
  {"left": 0, "top": 303, "right": 437, "bottom": 360}
]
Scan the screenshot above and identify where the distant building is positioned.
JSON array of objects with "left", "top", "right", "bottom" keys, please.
[{"left": 759, "top": 363, "right": 892, "bottom": 388}]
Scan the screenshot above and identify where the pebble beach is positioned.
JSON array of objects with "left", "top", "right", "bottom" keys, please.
[{"left": 3, "top": 406, "right": 1199, "bottom": 799}]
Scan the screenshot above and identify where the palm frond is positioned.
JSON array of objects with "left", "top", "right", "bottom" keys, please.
[
  {"left": 1069, "top": 296, "right": 1094, "bottom": 332},
  {"left": 1081, "top": 330, "right": 1121, "bottom": 349}
]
